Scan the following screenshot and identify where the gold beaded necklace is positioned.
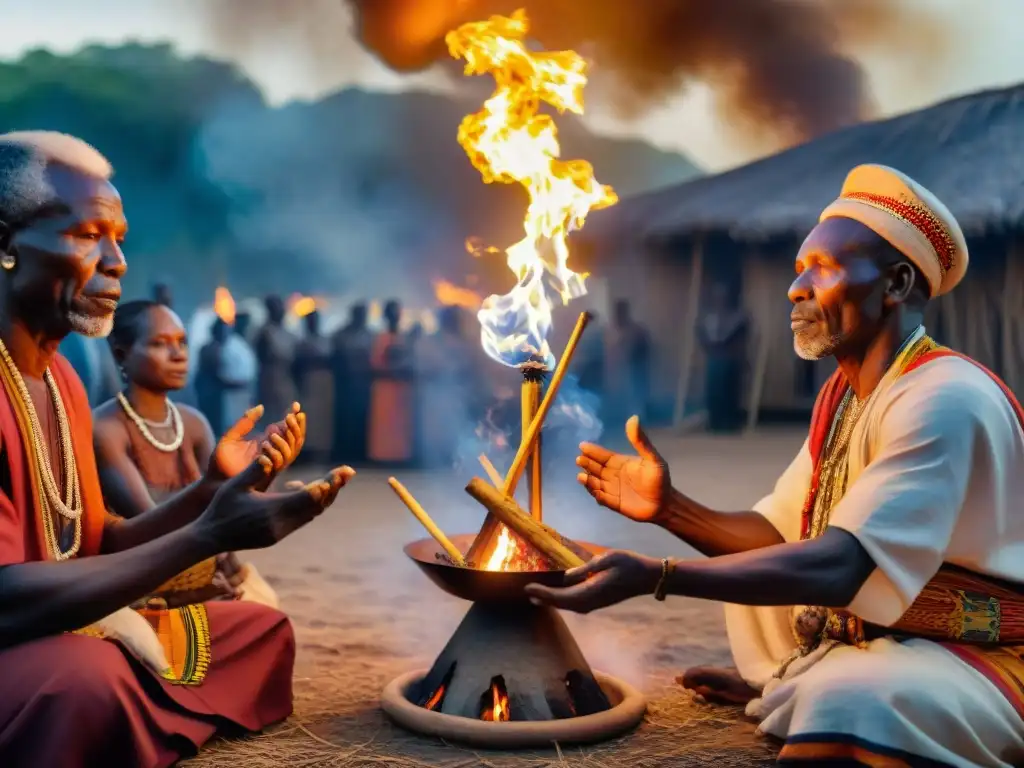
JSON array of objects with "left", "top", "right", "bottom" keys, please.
[
  {"left": 808, "top": 327, "right": 928, "bottom": 538},
  {"left": 0, "top": 338, "right": 82, "bottom": 560}
]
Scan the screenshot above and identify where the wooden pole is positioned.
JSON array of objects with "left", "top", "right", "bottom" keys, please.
[
  {"left": 387, "top": 478, "right": 467, "bottom": 566},
  {"left": 673, "top": 238, "right": 704, "bottom": 429},
  {"left": 465, "top": 479, "right": 585, "bottom": 570},
  {"left": 465, "top": 312, "right": 592, "bottom": 566},
  {"left": 501, "top": 312, "right": 591, "bottom": 496},
  {"left": 745, "top": 255, "right": 770, "bottom": 433},
  {"left": 1003, "top": 243, "right": 1021, "bottom": 391},
  {"left": 522, "top": 371, "right": 544, "bottom": 522}
]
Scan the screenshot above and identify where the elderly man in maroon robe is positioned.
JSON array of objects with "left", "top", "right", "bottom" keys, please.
[{"left": 0, "top": 131, "right": 356, "bottom": 768}]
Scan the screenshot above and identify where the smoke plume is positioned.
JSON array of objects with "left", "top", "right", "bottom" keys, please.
[
  {"left": 353, "top": 0, "right": 953, "bottom": 147},
  {"left": 201, "top": 0, "right": 948, "bottom": 150}
]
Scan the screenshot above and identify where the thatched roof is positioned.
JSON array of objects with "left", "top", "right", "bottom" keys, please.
[{"left": 585, "top": 81, "right": 1024, "bottom": 246}]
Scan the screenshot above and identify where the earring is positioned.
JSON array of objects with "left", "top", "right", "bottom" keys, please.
[{"left": 0, "top": 253, "right": 15, "bottom": 271}]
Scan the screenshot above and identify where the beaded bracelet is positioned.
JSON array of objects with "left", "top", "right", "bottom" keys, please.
[{"left": 654, "top": 557, "right": 675, "bottom": 601}]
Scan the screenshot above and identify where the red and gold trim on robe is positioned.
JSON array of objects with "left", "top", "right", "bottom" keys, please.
[
  {"left": 0, "top": 355, "right": 212, "bottom": 685},
  {"left": 779, "top": 733, "right": 956, "bottom": 766},
  {"left": 797, "top": 342, "right": 1024, "bottom": 726}
]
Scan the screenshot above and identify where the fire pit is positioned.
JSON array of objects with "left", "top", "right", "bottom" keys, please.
[
  {"left": 381, "top": 8, "right": 645, "bottom": 750},
  {"left": 380, "top": 537, "right": 647, "bottom": 747}
]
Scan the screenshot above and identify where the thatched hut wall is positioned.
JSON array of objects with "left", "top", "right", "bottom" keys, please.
[{"left": 580, "top": 81, "right": 1024, "bottom": 424}]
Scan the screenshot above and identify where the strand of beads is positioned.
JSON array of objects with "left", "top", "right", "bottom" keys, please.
[
  {"left": 117, "top": 391, "right": 184, "bottom": 453},
  {"left": 0, "top": 339, "right": 82, "bottom": 560}
]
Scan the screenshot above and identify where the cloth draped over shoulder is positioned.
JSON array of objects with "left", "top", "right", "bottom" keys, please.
[
  {"left": 0, "top": 355, "right": 294, "bottom": 768},
  {"left": 801, "top": 338, "right": 1024, "bottom": 718}
]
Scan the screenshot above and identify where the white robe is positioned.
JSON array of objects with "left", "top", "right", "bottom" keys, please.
[{"left": 727, "top": 352, "right": 1024, "bottom": 766}]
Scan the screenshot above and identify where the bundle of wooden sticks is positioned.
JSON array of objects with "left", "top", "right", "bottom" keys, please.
[{"left": 387, "top": 311, "right": 594, "bottom": 571}]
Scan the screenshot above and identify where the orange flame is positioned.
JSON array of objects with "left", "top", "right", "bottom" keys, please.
[
  {"left": 434, "top": 279, "right": 483, "bottom": 310},
  {"left": 213, "top": 286, "right": 236, "bottom": 325},
  {"left": 481, "top": 679, "right": 510, "bottom": 722},
  {"left": 484, "top": 526, "right": 516, "bottom": 571},
  {"left": 292, "top": 296, "right": 318, "bottom": 317},
  {"left": 424, "top": 684, "right": 445, "bottom": 711},
  {"left": 447, "top": 9, "right": 617, "bottom": 367}
]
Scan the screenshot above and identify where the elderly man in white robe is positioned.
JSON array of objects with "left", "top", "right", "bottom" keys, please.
[{"left": 526, "top": 165, "right": 1024, "bottom": 767}]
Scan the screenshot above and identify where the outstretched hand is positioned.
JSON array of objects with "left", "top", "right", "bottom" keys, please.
[
  {"left": 207, "top": 403, "right": 306, "bottom": 491},
  {"left": 576, "top": 416, "right": 670, "bottom": 522},
  {"left": 196, "top": 457, "right": 356, "bottom": 553},
  {"left": 524, "top": 550, "right": 662, "bottom": 614}
]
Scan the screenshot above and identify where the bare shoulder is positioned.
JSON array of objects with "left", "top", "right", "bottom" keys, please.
[
  {"left": 176, "top": 403, "right": 214, "bottom": 436},
  {"left": 92, "top": 398, "right": 125, "bottom": 429},
  {"left": 91, "top": 399, "right": 130, "bottom": 447}
]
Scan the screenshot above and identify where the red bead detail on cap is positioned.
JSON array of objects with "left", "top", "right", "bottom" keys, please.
[{"left": 843, "top": 191, "right": 956, "bottom": 276}]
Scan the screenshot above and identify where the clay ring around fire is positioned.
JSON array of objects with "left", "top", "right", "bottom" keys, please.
[{"left": 381, "top": 669, "right": 647, "bottom": 749}]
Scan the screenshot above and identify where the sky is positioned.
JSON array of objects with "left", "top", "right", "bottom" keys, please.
[{"left": 3, "top": 0, "right": 1024, "bottom": 171}]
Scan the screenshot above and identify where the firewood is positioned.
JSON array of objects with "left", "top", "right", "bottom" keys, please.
[{"left": 465, "top": 478, "right": 585, "bottom": 570}]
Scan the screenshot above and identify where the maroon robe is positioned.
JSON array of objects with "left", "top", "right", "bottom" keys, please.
[{"left": 0, "top": 356, "right": 295, "bottom": 768}]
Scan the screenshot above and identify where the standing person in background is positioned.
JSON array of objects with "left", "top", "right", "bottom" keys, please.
[
  {"left": 294, "top": 309, "right": 334, "bottom": 465},
  {"left": 698, "top": 282, "right": 750, "bottom": 432},
  {"left": 220, "top": 312, "right": 257, "bottom": 430},
  {"left": 603, "top": 300, "right": 651, "bottom": 442},
  {"left": 254, "top": 295, "right": 297, "bottom": 431},
  {"left": 368, "top": 300, "right": 414, "bottom": 466},
  {"left": 331, "top": 302, "right": 373, "bottom": 465},
  {"left": 195, "top": 318, "right": 229, "bottom": 435},
  {"left": 151, "top": 283, "right": 173, "bottom": 308},
  {"left": 415, "top": 307, "right": 476, "bottom": 469}
]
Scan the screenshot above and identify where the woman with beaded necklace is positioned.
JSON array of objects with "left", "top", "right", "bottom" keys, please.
[{"left": 93, "top": 300, "right": 277, "bottom": 607}]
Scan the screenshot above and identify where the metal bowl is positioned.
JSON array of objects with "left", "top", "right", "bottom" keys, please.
[{"left": 405, "top": 534, "right": 606, "bottom": 604}]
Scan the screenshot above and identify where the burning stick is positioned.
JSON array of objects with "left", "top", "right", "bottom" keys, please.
[
  {"left": 521, "top": 362, "right": 544, "bottom": 522},
  {"left": 503, "top": 311, "right": 592, "bottom": 496},
  {"left": 478, "top": 454, "right": 593, "bottom": 564},
  {"left": 465, "top": 311, "right": 593, "bottom": 566},
  {"left": 388, "top": 478, "right": 467, "bottom": 567},
  {"left": 465, "top": 478, "right": 585, "bottom": 570}
]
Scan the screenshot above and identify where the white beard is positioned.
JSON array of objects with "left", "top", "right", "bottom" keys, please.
[
  {"left": 793, "top": 331, "right": 843, "bottom": 361},
  {"left": 69, "top": 311, "right": 114, "bottom": 339}
]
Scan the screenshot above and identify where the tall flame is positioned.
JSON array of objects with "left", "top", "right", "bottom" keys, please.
[
  {"left": 446, "top": 9, "right": 617, "bottom": 369},
  {"left": 213, "top": 286, "right": 236, "bottom": 326}
]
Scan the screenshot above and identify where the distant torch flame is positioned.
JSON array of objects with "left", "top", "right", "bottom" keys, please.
[
  {"left": 434, "top": 279, "right": 483, "bottom": 310},
  {"left": 290, "top": 295, "right": 318, "bottom": 317},
  {"left": 213, "top": 286, "right": 236, "bottom": 325},
  {"left": 446, "top": 9, "right": 617, "bottom": 369}
]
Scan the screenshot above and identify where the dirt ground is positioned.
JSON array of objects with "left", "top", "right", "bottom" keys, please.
[{"left": 182, "top": 429, "right": 805, "bottom": 768}]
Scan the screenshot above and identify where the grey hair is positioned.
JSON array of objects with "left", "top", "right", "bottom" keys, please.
[{"left": 0, "top": 131, "right": 113, "bottom": 227}]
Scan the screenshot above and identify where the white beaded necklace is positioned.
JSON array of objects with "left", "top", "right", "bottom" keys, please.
[{"left": 117, "top": 391, "right": 184, "bottom": 453}]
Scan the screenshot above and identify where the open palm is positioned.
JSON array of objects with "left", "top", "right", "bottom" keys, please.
[
  {"left": 209, "top": 403, "right": 306, "bottom": 487},
  {"left": 576, "top": 416, "right": 670, "bottom": 522}
]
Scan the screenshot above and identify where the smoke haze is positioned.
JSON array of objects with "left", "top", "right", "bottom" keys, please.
[{"left": 201, "top": 0, "right": 949, "bottom": 152}]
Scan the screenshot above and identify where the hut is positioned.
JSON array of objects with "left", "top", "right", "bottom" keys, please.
[{"left": 578, "top": 82, "right": 1024, "bottom": 428}]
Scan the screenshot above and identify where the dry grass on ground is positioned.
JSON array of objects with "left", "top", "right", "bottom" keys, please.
[{"left": 182, "top": 430, "right": 805, "bottom": 767}]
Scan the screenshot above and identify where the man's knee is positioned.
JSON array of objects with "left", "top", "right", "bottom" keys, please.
[
  {"left": 795, "top": 650, "right": 948, "bottom": 727},
  {"left": 41, "top": 638, "right": 135, "bottom": 726}
]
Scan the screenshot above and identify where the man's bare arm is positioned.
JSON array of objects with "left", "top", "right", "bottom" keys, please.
[
  {"left": 665, "top": 527, "right": 876, "bottom": 607},
  {"left": 100, "top": 481, "right": 216, "bottom": 554},
  {"left": 653, "top": 488, "right": 785, "bottom": 557},
  {"left": 0, "top": 523, "right": 217, "bottom": 646}
]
